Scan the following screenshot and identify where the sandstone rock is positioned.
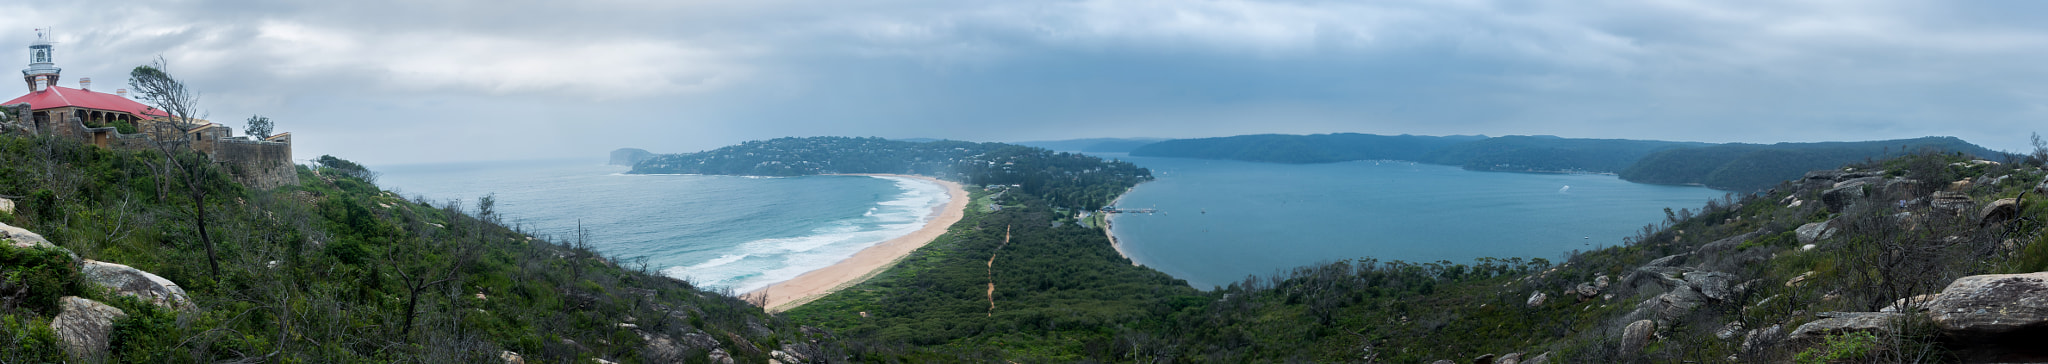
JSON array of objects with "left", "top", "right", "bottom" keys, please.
[
  {"left": 1716, "top": 322, "right": 1746, "bottom": 340},
  {"left": 1621, "top": 320, "right": 1656, "bottom": 356},
  {"left": 2036, "top": 180, "right": 2048, "bottom": 195},
  {"left": 639, "top": 332, "right": 685, "bottom": 362},
  {"left": 1526, "top": 291, "right": 1547, "bottom": 307},
  {"left": 1795, "top": 221, "right": 1837, "bottom": 245},
  {"left": 0, "top": 197, "right": 13, "bottom": 214},
  {"left": 1880, "top": 294, "right": 1937, "bottom": 313},
  {"left": 1786, "top": 271, "right": 1816, "bottom": 287},
  {"left": 1595, "top": 275, "right": 1611, "bottom": 290},
  {"left": 81, "top": 260, "right": 195, "bottom": 311},
  {"left": 1632, "top": 284, "right": 1705, "bottom": 321},
  {"left": 1684, "top": 271, "right": 1739, "bottom": 302},
  {"left": 1931, "top": 191, "right": 1974, "bottom": 213},
  {"left": 1790, "top": 312, "right": 1900, "bottom": 342},
  {"left": 1644, "top": 253, "right": 1688, "bottom": 267},
  {"left": 1573, "top": 283, "right": 1600, "bottom": 300},
  {"left": 1, "top": 221, "right": 55, "bottom": 249},
  {"left": 1977, "top": 198, "right": 2021, "bottom": 226},
  {"left": 1473, "top": 353, "right": 1495, "bottom": 364},
  {"left": 709, "top": 348, "right": 736, "bottom": 364},
  {"left": 1522, "top": 352, "right": 1551, "bottom": 364},
  {"left": 1496, "top": 352, "right": 1522, "bottom": 364},
  {"left": 1740, "top": 324, "right": 1784, "bottom": 354},
  {"left": 1949, "top": 179, "right": 1973, "bottom": 192},
  {"left": 500, "top": 350, "right": 525, "bottom": 364},
  {"left": 1926, "top": 272, "right": 2048, "bottom": 335},
  {"left": 1822, "top": 182, "right": 1869, "bottom": 212},
  {"left": 50, "top": 296, "right": 127, "bottom": 362},
  {"left": 1835, "top": 176, "right": 1885, "bottom": 190},
  {"left": 1430, "top": 360, "right": 1455, "bottom": 364}
]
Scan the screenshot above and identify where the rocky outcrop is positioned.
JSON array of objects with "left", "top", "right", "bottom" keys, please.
[
  {"left": 50, "top": 296, "right": 127, "bottom": 362},
  {"left": 1789, "top": 312, "right": 1901, "bottom": 342},
  {"left": 1526, "top": 291, "right": 1547, "bottom": 307},
  {"left": 1931, "top": 191, "right": 1974, "bottom": 213},
  {"left": 1621, "top": 320, "right": 1656, "bottom": 356},
  {"left": 1796, "top": 220, "right": 1837, "bottom": 244},
  {"left": 1977, "top": 198, "right": 2021, "bottom": 226},
  {"left": 1821, "top": 182, "right": 1871, "bottom": 212},
  {"left": 0, "top": 197, "right": 13, "bottom": 214},
  {"left": 2, "top": 221, "right": 79, "bottom": 266},
  {"left": 1926, "top": 272, "right": 2048, "bottom": 335},
  {"left": 1740, "top": 324, "right": 1785, "bottom": 354},
  {"left": 1522, "top": 352, "right": 1551, "bottom": 364},
  {"left": 81, "top": 260, "right": 195, "bottom": 311}
]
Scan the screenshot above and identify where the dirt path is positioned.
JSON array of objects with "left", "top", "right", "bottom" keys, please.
[{"left": 987, "top": 225, "right": 1010, "bottom": 317}]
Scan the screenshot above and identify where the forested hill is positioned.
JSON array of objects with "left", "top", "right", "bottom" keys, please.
[
  {"left": 1127, "top": 133, "right": 1487, "bottom": 163},
  {"left": 1122, "top": 133, "right": 2006, "bottom": 191},
  {"left": 1618, "top": 136, "right": 2007, "bottom": 191},
  {"left": 629, "top": 136, "right": 1152, "bottom": 210},
  {"left": 1421, "top": 135, "right": 1711, "bottom": 173}
]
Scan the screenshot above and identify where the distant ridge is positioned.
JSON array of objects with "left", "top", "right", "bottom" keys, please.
[
  {"left": 1012, "top": 137, "right": 1168, "bottom": 153},
  {"left": 1126, "top": 133, "right": 2009, "bottom": 191}
]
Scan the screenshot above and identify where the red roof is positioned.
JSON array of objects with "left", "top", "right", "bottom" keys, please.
[{"left": 2, "top": 86, "right": 168, "bottom": 119}]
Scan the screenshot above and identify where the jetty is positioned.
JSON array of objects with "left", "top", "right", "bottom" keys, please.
[{"left": 1100, "top": 206, "right": 1157, "bottom": 214}]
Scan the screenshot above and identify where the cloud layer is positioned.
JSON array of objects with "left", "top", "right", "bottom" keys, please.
[{"left": 5, "top": 0, "right": 2045, "bottom": 164}]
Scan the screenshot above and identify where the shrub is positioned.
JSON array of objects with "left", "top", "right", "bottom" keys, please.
[
  {"left": 0, "top": 244, "right": 81, "bottom": 314},
  {"left": 1794, "top": 331, "right": 1880, "bottom": 364}
]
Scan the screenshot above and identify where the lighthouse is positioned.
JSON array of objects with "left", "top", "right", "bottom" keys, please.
[{"left": 21, "top": 29, "right": 60, "bottom": 92}]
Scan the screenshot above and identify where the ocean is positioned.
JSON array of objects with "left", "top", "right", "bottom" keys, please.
[
  {"left": 1096, "top": 153, "right": 1729, "bottom": 289},
  {"left": 374, "top": 160, "right": 949, "bottom": 293}
]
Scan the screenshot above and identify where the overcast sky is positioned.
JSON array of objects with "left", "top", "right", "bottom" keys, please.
[{"left": 7, "top": 1, "right": 2047, "bottom": 165}]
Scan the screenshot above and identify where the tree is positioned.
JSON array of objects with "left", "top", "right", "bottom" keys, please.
[
  {"left": 129, "top": 57, "right": 225, "bottom": 281},
  {"left": 245, "top": 114, "right": 273, "bottom": 139}
]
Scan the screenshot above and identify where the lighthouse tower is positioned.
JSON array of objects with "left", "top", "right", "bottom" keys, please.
[{"left": 22, "top": 29, "right": 60, "bottom": 92}]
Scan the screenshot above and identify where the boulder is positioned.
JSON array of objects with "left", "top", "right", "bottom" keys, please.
[
  {"left": 50, "top": 296, "right": 127, "bottom": 362},
  {"left": 1621, "top": 320, "right": 1656, "bottom": 356},
  {"left": 1472, "top": 353, "right": 1495, "bottom": 364},
  {"left": 1526, "top": 291, "right": 1547, "bottom": 307},
  {"left": 1522, "top": 352, "right": 1551, "bottom": 364},
  {"left": 1977, "top": 198, "right": 2021, "bottom": 226},
  {"left": 1, "top": 222, "right": 78, "bottom": 266},
  {"left": 1789, "top": 312, "right": 1900, "bottom": 342},
  {"left": 2036, "top": 180, "right": 2048, "bottom": 195},
  {"left": 1931, "top": 192, "right": 1974, "bottom": 213},
  {"left": 1926, "top": 272, "right": 2048, "bottom": 335},
  {"left": 1821, "top": 183, "right": 1869, "bottom": 212},
  {"left": 500, "top": 351, "right": 525, "bottom": 364},
  {"left": 1684, "top": 271, "right": 1739, "bottom": 302},
  {"left": 1573, "top": 283, "right": 1600, "bottom": 300},
  {"left": 639, "top": 332, "right": 685, "bottom": 362},
  {"left": 81, "top": 260, "right": 195, "bottom": 311},
  {"left": 1644, "top": 253, "right": 1688, "bottom": 268},
  {"left": 708, "top": 348, "right": 736, "bottom": 364},
  {"left": 1496, "top": 352, "right": 1522, "bottom": 364},
  {"left": 1740, "top": 324, "right": 1785, "bottom": 354},
  {"left": 1795, "top": 221, "right": 1837, "bottom": 245},
  {"left": 1717, "top": 322, "right": 1745, "bottom": 340},
  {"left": 0, "top": 197, "right": 13, "bottom": 214}
]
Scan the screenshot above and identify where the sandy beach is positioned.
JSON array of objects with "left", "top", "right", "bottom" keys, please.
[{"left": 748, "top": 174, "right": 969, "bottom": 312}]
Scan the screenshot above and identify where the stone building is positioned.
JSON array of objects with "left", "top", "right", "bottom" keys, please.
[{"left": 2, "top": 30, "right": 297, "bottom": 189}]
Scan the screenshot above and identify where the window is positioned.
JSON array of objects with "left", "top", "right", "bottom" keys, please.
[{"left": 32, "top": 49, "right": 48, "bottom": 63}]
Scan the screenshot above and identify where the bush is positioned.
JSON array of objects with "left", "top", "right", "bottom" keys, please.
[
  {"left": 0, "top": 244, "right": 81, "bottom": 314},
  {"left": 1794, "top": 331, "right": 1880, "bottom": 364},
  {"left": 0, "top": 313, "right": 65, "bottom": 362}
]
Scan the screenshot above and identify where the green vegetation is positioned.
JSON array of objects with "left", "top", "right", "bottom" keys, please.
[
  {"left": 631, "top": 136, "right": 1152, "bottom": 210},
  {"left": 0, "top": 133, "right": 859, "bottom": 362},
  {"left": 1421, "top": 135, "right": 1709, "bottom": 173},
  {"left": 1618, "top": 136, "right": 2005, "bottom": 191}
]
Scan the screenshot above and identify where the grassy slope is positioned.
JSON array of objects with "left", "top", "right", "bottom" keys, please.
[{"left": 0, "top": 134, "right": 851, "bottom": 363}]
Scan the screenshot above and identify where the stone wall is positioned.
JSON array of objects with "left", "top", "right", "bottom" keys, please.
[{"left": 211, "top": 138, "right": 297, "bottom": 190}]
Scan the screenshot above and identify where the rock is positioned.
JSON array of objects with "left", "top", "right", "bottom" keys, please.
[
  {"left": 1430, "top": 360, "right": 1456, "bottom": 364},
  {"left": 50, "top": 296, "right": 127, "bottom": 362},
  {"left": 1644, "top": 253, "right": 1688, "bottom": 267},
  {"left": 1821, "top": 182, "right": 1870, "bottom": 212},
  {"left": 1684, "top": 271, "right": 1739, "bottom": 302},
  {"left": 677, "top": 331, "right": 721, "bottom": 351},
  {"left": 1526, "top": 291, "right": 1547, "bottom": 307},
  {"left": 591, "top": 359, "right": 618, "bottom": 364},
  {"left": 1573, "top": 283, "right": 1600, "bottom": 300},
  {"left": 1522, "top": 352, "right": 1551, "bottom": 364},
  {"left": 1697, "top": 230, "right": 1763, "bottom": 254},
  {"left": 639, "top": 332, "right": 685, "bottom": 362},
  {"left": 2037, "top": 180, "right": 2048, "bottom": 195},
  {"left": 1880, "top": 294, "right": 1937, "bottom": 313},
  {"left": 1, "top": 221, "right": 55, "bottom": 249},
  {"left": 1786, "top": 271, "right": 1815, "bottom": 287},
  {"left": 1473, "top": 353, "right": 1496, "bottom": 364},
  {"left": 1632, "top": 284, "right": 1705, "bottom": 321},
  {"left": 1950, "top": 179, "right": 1973, "bottom": 191},
  {"left": 1496, "top": 352, "right": 1522, "bottom": 364},
  {"left": 1977, "top": 198, "right": 2021, "bottom": 226},
  {"left": 1926, "top": 272, "right": 2048, "bottom": 335},
  {"left": 1790, "top": 312, "right": 1900, "bottom": 342},
  {"left": 708, "top": 348, "right": 736, "bottom": 364},
  {"left": 80, "top": 260, "right": 195, "bottom": 311},
  {"left": 776, "top": 343, "right": 819, "bottom": 363},
  {"left": 500, "top": 350, "right": 525, "bottom": 364},
  {"left": 1740, "top": 324, "right": 1785, "bottom": 353},
  {"left": 0, "top": 197, "right": 13, "bottom": 214},
  {"left": 1621, "top": 320, "right": 1656, "bottom": 356},
  {"left": 1931, "top": 191, "right": 1974, "bottom": 213},
  {"left": 1595, "top": 275, "right": 1611, "bottom": 289},
  {"left": 1717, "top": 322, "right": 1746, "bottom": 340},
  {"left": 1795, "top": 221, "right": 1837, "bottom": 244}
]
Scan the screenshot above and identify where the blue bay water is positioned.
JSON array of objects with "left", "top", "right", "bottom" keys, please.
[
  {"left": 1098, "top": 154, "right": 1728, "bottom": 289},
  {"left": 374, "top": 160, "right": 948, "bottom": 293}
]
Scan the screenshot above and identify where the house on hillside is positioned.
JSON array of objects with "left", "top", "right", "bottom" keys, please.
[{"left": 1, "top": 30, "right": 296, "bottom": 189}]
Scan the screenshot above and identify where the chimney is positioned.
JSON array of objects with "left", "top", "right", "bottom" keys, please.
[
  {"left": 33, "top": 75, "right": 46, "bottom": 92},
  {"left": 79, "top": 77, "right": 90, "bottom": 92}
]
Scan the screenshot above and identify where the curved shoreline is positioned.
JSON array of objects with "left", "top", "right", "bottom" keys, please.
[{"left": 748, "top": 174, "right": 969, "bottom": 313}]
